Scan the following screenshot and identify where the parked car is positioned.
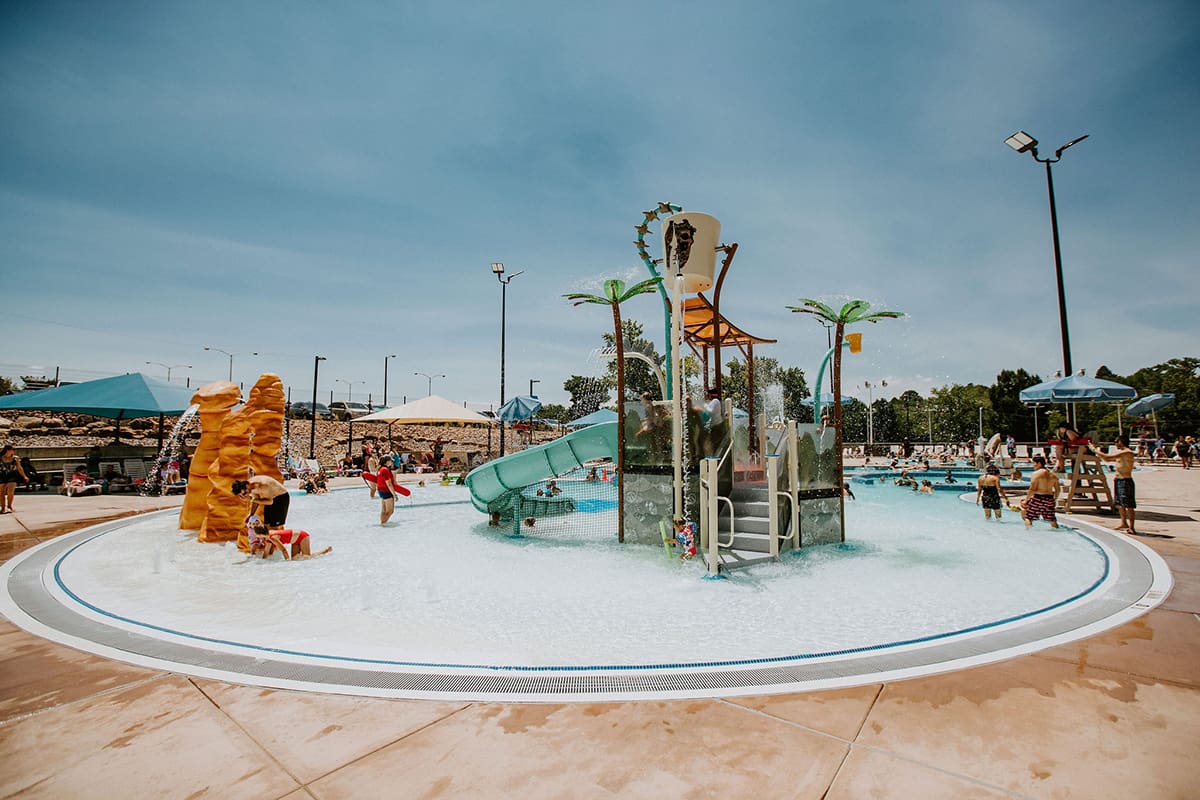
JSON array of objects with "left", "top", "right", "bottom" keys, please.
[
  {"left": 329, "top": 401, "right": 372, "bottom": 420},
  {"left": 290, "top": 401, "right": 333, "bottom": 420}
]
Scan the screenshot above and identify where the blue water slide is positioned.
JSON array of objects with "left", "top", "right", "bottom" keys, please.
[{"left": 464, "top": 422, "right": 617, "bottom": 513}]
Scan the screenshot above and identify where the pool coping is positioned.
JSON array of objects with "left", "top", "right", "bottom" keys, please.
[{"left": 0, "top": 508, "right": 1172, "bottom": 703}]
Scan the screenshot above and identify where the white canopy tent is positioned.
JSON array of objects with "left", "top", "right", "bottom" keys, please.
[{"left": 357, "top": 395, "right": 491, "bottom": 425}]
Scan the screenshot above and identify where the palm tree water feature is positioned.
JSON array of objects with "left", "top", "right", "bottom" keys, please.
[
  {"left": 789, "top": 299, "right": 905, "bottom": 541},
  {"left": 566, "top": 277, "right": 662, "bottom": 542}
]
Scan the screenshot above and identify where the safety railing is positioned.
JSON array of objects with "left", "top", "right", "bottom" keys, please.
[
  {"left": 699, "top": 436, "right": 736, "bottom": 577},
  {"left": 764, "top": 419, "right": 800, "bottom": 557}
]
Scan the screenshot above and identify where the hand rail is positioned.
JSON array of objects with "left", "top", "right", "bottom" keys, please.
[{"left": 699, "top": 436, "right": 736, "bottom": 577}]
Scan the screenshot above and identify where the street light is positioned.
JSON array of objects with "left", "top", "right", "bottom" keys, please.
[
  {"left": 203, "top": 346, "right": 257, "bottom": 382},
  {"left": 492, "top": 262, "right": 523, "bottom": 457},
  {"left": 310, "top": 356, "right": 326, "bottom": 459},
  {"left": 145, "top": 361, "right": 191, "bottom": 383},
  {"left": 335, "top": 379, "right": 364, "bottom": 401},
  {"left": 1005, "top": 130, "right": 1089, "bottom": 379},
  {"left": 414, "top": 372, "right": 445, "bottom": 397},
  {"left": 383, "top": 354, "right": 397, "bottom": 407},
  {"left": 862, "top": 380, "right": 887, "bottom": 449}
]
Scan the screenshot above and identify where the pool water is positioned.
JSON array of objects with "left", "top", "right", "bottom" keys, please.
[{"left": 51, "top": 480, "right": 1107, "bottom": 670}]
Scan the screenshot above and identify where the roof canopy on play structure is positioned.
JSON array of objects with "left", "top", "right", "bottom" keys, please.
[{"left": 356, "top": 394, "right": 491, "bottom": 425}]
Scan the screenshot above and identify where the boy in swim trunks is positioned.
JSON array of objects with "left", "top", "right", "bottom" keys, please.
[
  {"left": 1022, "top": 455, "right": 1061, "bottom": 529},
  {"left": 1090, "top": 436, "right": 1138, "bottom": 534}
]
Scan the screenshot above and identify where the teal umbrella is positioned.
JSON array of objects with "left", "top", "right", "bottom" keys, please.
[
  {"left": 0, "top": 372, "right": 197, "bottom": 442},
  {"left": 497, "top": 395, "right": 542, "bottom": 422}
]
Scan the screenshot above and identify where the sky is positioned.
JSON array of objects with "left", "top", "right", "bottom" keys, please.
[{"left": 1, "top": 0, "right": 1197, "bottom": 410}]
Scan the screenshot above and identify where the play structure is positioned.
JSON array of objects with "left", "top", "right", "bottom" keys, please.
[
  {"left": 466, "top": 204, "right": 848, "bottom": 575},
  {"left": 180, "top": 374, "right": 287, "bottom": 551}
]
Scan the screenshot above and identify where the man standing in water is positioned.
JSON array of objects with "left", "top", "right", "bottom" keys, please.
[
  {"left": 1090, "top": 436, "right": 1138, "bottom": 534},
  {"left": 1022, "top": 455, "right": 1061, "bottom": 529},
  {"left": 232, "top": 475, "right": 290, "bottom": 530}
]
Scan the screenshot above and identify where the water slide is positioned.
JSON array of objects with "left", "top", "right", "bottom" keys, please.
[{"left": 464, "top": 422, "right": 617, "bottom": 513}]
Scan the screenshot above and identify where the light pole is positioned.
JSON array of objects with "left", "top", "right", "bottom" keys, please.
[
  {"left": 145, "top": 361, "right": 191, "bottom": 383},
  {"left": 979, "top": 406, "right": 985, "bottom": 438},
  {"left": 203, "top": 346, "right": 256, "bottom": 382},
  {"left": 529, "top": 379, "right": 540, "bottom": 397},
  {"left": 862, "top": 380, "right": 886, "bottom": 449},
  {"left": 1005, "top": 130, "right": 1089, "bottom": 379},
  {"left": 336, "top": 379, "right": 364, "bottom": 401},
  {"left": 383, "top": 354, "right": 397, "bottom": 407},
  {"left": 862, "top": 381, "right": 875, "bottom": 448},
  {"left": 492, "top": 262, "right": 523, "bottom": 457},
  {"left": 414, "top": 372, "right": 445, "bottom": 397},
  {"left": 310, "top": 356, "right": 326, "bottom": 459}
]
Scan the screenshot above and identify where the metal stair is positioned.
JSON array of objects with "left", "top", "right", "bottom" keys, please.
[{"left": 707, "top": 482, "right": 779, "bottom": 572}]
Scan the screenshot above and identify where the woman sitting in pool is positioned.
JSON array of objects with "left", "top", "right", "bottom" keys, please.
[{"left": 918, "top": 480, "right": 935, "bottom": 494}]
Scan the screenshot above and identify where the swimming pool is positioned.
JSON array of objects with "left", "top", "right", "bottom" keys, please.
[{"left": 1, "top": 480, "right": 1171, "bottom": 701}]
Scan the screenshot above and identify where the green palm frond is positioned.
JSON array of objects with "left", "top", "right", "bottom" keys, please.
[
  {"left": 565, "top": 277, "right": 662, "bottom": 308},
  {"left": 788, "top": 297, "right": 905, "bottom": 324},
  {"left": 563, "top": 292, "right": 610, "bottom": 307},
  {"left": 617, "top": 276, "right": 663, "bottom": 301},
  {"left": 838, "top": 300, "right": 871, "bottom": 321},
  {"left": 786, "top": 298, "right": 838, "bottom": 321}
]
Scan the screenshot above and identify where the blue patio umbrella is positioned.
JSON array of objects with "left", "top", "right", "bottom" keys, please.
[
  {"left": 1124, "top": 393, "right": 1175, "bottom": 418},
  {"left": 1125, "top": 393, "right": 1175, "bottom": 438},
  {"left": 0, "top": 372, "right": 197, "bottom": 443},
  {"left": 1019, "top": 374, "right": 1137, "bottom": 439},
  {"left": 497, "top": 395, "right": 542, "bottom": 422},
  {"left": 1018, "top": 375, "right": 1137, "bottom": 405},
  {"left": 565, "top": 408, "right": 618, "bottom": 428}
]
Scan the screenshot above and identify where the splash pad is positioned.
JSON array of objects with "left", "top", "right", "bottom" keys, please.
[{"left": 1, "top": 483, "right": 1170, "bottom": 702}]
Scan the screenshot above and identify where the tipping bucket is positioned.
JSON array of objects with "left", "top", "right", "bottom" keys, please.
[{"left": 662, "top": 211, "right": 720, "bottom": 293}]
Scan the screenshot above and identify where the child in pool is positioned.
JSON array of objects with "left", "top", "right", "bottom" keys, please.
[{"left": 671, "top": 516, "right": 697, "bottom": 560}]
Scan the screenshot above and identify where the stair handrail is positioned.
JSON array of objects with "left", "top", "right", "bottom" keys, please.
[
  {"left": 699, "top": 437, "right": 736, "bottom": 577},
  {"left": 764, "top": 420, "right": 801, "bottom": 555}
]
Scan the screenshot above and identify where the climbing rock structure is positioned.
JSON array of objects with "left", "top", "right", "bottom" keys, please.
[{"left": 181, "top": 374, "right": 287, "bottom": 548}]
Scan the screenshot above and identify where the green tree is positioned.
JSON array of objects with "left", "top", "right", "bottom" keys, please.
[
  {"left": 565, "top": 277, "right": 662, "bottom": 542},
  {"left": 1124, "top": 357, "right": 1200, "bottom": 438},
  {"left": 601, "top": 319, "right": 664, "bottom": 402},
  {"left": 0, "top": 376, "right": 17, "bottom": 396},
  {"left": 988, "top": 368, "right": 1042, "bottom": 441},
  {"left": 563, "top": 375, "right": 612, "bottom": 419},
  {"left": 928, "top": 383, "right": 991, "bottom": 442},
  {"left": 537, "top": 403, "right": 570, "bottom": 423}
]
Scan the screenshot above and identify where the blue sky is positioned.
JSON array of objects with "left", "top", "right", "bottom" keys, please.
[{"left": 2, "top": 1, "right": 1196, "bottom": 409}]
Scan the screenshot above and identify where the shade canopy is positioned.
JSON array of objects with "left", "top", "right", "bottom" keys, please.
[
  {"left": 565, "top": 408, "right": 618, "bottom": 428},
  {"left": 496, "top": 395, "right": 542, "bottom": 422},
  {"left": 357, "top": 394, "right": 491, "bottom": 425},
  {"left": 1019, "top": 375, "right": 1138, "bottom": 405},
  {"left": 1125, "top": 393, "right": 1175, "bottom": 418},
  {"left": 0, "top": 372, "right": 196, "bottom": 419}
]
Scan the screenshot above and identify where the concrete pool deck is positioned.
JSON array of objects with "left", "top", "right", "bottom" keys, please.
[{"left": 2, "top": 466, "right": 1198, "bottom": 798}]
